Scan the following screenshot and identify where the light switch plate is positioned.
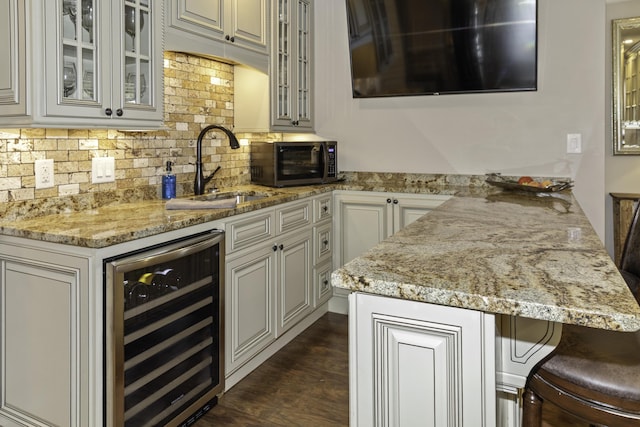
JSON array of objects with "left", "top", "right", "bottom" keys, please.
[
  {"left": 92, "top": 157, "right": 115, "bottom": 183},
  {"left": 35, "top": 159, "right": 54, "bottom": 189},
  {"left": 566, "top": 133, "right": 582, "bottom": 154}
]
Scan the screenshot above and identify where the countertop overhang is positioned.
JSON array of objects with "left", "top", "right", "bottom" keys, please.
[{"left": 332, "top": 191, "right": 640, "bottom": 332}]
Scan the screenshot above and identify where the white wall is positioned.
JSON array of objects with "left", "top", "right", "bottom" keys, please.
[
  {"left": 314, "top": 0, "right": 607, "bottom": 240},
  {"left": 605, "top": 1, "right": 640, "bottom": 257}
]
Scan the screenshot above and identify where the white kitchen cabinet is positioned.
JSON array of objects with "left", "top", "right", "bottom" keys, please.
[
  {"left": 165, "top": 0, "right": 269, "bottom": 72},
  {"left": 224, "top": 197, "right": 319, "bottom": 378},
  {"left": 0, "top": 243, "right": 92, "bottom": 427},
  {"left": 0, "top": 0, "right": 26, "bottom": 117},
  {"left": 233, "top": 0, "right": 315, "bottom": 132},
  {"left": 271, "top": 0, "right": 313, "bottom": 131},
  {"left": 276, "top": 228, "right": 313, "bottom": 335},
  {"left": 330, "top": 191, "right": 449, "bottom": 314},
  {"left": 350, "top": 292, "right": 496, "bottom": 427},
  {"left": 225, "top": 240, "right": 277, "bottom": 375},
  {"left": 333, "top": 191, "right": 450, "bottom": 267},
  {"left": 0, "top": 0, "right": 164, "bottom": 129}
]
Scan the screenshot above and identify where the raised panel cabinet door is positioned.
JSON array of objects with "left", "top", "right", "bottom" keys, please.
[
  {"left": 175, "top": 0, "right": 224, "bottom": 36},
  {"left": 0, "top": 0, "right": 26, "bottom": 116},
  {"left": 350, "top": 293, "right": 496, "bottom": 427},
  {"left": 276, "top": 230, "right": 312, "bottom": 336},
  {"left": 231, "top": 0, "right": 268, "bottom": 50},
  {"left": 0, "top": 255, "right": 90, "bottom": 427},
  {"left": 225, "top": 246, "right": 276, "bottom": 376},
  {"left": 393, "top": 194, "right": 451, "bottom": 231},
  {"left": 334, "top": 193, "right": 391, "bottom": 266}
]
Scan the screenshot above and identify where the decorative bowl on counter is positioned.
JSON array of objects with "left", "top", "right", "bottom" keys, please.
[{"left": 485, "top": 173, "right": 573, "bottom": 193}]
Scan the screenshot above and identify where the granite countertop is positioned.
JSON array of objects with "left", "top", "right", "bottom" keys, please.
[
  {"left": 332, "top": 191, "right": 640, "bottom": 332},
  {"left": 0, "top": 172, "right": 477, "bottom": 248},
  {"left": 0, "top": 185, "right": 336, "bottom": 248}
]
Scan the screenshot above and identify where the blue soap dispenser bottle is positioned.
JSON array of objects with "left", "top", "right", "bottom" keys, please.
[{"left": 162, "top": 161, "right": 176, "bottom": 199}]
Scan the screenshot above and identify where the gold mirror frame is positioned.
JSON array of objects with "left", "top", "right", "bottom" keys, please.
[{"left": 613, "top": 17, "right": 640, "bottom": 155}]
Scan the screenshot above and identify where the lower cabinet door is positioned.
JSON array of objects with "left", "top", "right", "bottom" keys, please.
[
  {"left": 225, "top": 246, "right": 277, "bottom": 375},
  {"left": 0, "top": 252, "right": 91, "bottom": 427},
  {"left": 350, "top": 292, "right": 496, "bottom": 427},
  {"left": 276, "top": 230, "right": 312, "bottom": 336}
]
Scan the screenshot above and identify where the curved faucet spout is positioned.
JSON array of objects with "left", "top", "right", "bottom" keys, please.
[{"left": 194, "top": 125, "right": 240, "bottom": 195}]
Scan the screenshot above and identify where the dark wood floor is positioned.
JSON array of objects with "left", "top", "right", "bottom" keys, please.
[{"left": 198, "top": 312, "right": 588, "bottom": 427}]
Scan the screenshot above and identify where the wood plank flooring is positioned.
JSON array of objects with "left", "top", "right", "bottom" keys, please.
[{"left": 198, "top": 312, "right": 588, "bottom": 427}]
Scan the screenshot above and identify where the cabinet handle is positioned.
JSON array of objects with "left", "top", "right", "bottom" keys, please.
[
  {"left": 116, "top": 108, "right": 124, "bottom": 117},
  {"left": 393, "top": 199, "right": 399, "bottom": 204},
  {"left": 279, "top": 244, "right": 284, "bottom": 250},
  {"left": 105, "top": 108, "right": 113, "bottom": 116},
  {"left": 225, "top": 35, "right": 235, "bottom": 42},
  {"left": 291, "top": 120, "right": 299, "bottom": 126},
  {"left": 386, "top": 198, "right": 392, "bottom": 204},
  {"left": 272, "top": 245, "right": 278, "bottom": 251}
]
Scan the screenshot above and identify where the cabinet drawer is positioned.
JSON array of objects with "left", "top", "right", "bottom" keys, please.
[
  {"left": 313, "top": 222, "right": 332, "bottom": 265},
  {"left": 314, "top": 260, "right": 333, "bottom": 307},
  {"left": 313, "top": 194, "right": 332, "bottom": 223},
  {"left": 226, "top": 210, "right": 275, "bottom": 253},
  {"left": 276, "top": 200, "right": 312, "bottom": 235}
]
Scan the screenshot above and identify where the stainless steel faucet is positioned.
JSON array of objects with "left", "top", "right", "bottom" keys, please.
[{"left": 194, "top": 124, "right": 240, "bottom": 195}]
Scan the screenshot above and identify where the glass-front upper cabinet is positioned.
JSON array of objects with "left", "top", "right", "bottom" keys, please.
[
  {"left": 41, "top": 0, "right": 162, "bottom": 128},
  {"left": 123, "top": 0, "right": 151, "bottom": 107},
  {"left": 60, "top": 0, "right": 97, "bottom": 102},
  {"left": 272, "top": 0, "right": 313, "bottom": 132}
]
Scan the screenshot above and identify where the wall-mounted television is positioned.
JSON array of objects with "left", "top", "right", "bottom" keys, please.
[{"left": 345, "top": 0, "right": 538, "bottom": 98}]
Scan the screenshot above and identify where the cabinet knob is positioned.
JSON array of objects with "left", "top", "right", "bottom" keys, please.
[
  {"left": 116, "top": 108, "right": 124, "bottom": 117},
  {"left": 105, "top": 108, "right": 113, "bottom": 116},
  {"left": 323, "top": 206, "right": 329, "bottom": 212},
  {"left": 225, "top": 35, "right": 235, "bottom": 42},
  {"left": 393, "top": 199, "right": 399, "bottom": 204},
  {"left": 291, "top": 120, "right": 299, "bottom": 126},
  {"left": 279, "top": 244, "right": 284, "bottom": 250},
  {"left": 323, "top": 279, "right": 329, "bottom": 285},
  {"left": 386, "top": 198, "right": 392, "bottom": 204},
  {"left": 272, "top": 245, "right": 278, "bottom": 251},
  {"left": 323, "top": 239, "right": 329, "bottom": 246}
]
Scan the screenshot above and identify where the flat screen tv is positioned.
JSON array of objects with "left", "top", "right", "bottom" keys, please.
[{"left": 345, "top": 0, "right": 537, "bottom": 97}]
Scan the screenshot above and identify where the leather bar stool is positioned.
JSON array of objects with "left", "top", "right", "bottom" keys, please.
[{"left": 521, "top": 205, "right": 640, "bottom": 426}]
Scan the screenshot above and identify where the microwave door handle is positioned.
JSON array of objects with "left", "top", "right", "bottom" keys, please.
[{"left": 321, "top": 143, "right": 329, "bottom": 181}]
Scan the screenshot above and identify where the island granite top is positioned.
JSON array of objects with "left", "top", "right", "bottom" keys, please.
[{"left": 331, "top": 191, "right": 640, "bottom": 332}]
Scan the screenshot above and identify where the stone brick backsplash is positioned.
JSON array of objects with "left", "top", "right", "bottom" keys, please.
[{"left": 0, "top": 52, "right": 282, "bottom": 210}]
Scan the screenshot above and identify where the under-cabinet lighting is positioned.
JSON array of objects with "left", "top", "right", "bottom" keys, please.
[
  {"left": 239, "top": 138, "right": 249, "bottom": 146},
  {"left": 624, "top": 39, "right": 635, "bottom": 45},
  {"left": 0, "top": 129, "right": 20, "bottom": 138}
]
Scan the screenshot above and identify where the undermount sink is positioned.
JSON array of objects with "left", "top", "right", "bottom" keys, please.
[{"left": 190, "top": 191, "right": 275, "bottom": 204}]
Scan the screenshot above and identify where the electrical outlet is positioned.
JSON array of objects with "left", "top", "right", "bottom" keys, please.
[
  {"left": 35, "top": 159, "right": 54, "bottom": 189},
  {"left": 92, "top": 157, "right": 115, "bottom": 183}
]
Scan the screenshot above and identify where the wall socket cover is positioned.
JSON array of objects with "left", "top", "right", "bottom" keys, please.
[{"left": 35, "top": 159, "right": 54, "bottom": 189}]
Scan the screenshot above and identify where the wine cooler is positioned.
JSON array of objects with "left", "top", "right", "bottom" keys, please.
[{"left": 104, "top": 230, "right": 225, "bottom": 427}]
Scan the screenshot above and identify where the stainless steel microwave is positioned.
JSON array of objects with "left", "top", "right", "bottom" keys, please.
[{"left": 250, "top": 141, "right": 338, "bottom": 187}]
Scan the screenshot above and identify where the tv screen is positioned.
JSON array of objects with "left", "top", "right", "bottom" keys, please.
[{"left": 346, "top": 0, "right": 537, "bottom": 97}]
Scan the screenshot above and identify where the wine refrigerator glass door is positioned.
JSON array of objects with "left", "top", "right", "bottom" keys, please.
[{"left": 105, "top": 230, "right": 225, "bottom": 427}]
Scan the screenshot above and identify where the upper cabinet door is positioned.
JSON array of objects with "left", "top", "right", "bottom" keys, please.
[
  {"left": 167, "top": 0, "right": 267, "bottom": 55},
  {"left": 0, "top": 0, "right": 26, "bottom": 116},
  {"left": 230, "top": 0, "right": 268, "bottom": 52},
  {"left": 172, "top": 0, "right": 225, "bottom": 37},
  {"left": 271, "top": 0, "right": 314, "bottom": 132},
  {"left": 0, "top": 0, "right": 164, "bottom": 129}
]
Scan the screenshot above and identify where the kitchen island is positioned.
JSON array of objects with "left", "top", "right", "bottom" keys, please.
[{"left": 332, "top": 190, "right": 640, "bottom": 426}]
